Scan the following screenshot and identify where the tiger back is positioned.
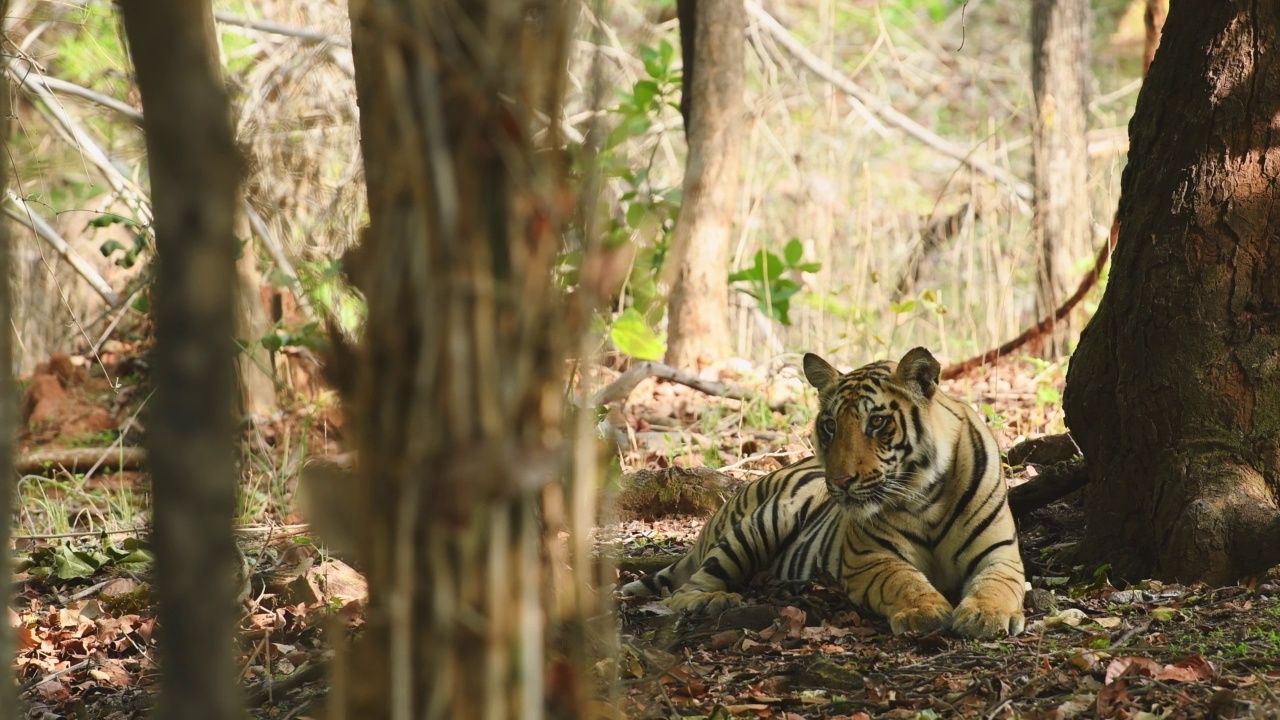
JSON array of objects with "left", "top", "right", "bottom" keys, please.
[{"left": 620, "top": 347, "right": 1026, "bottom": 638}]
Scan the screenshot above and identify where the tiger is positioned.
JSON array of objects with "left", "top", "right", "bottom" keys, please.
[{"left": 620, "top": 347, "right": 1026, "bottom": 639}]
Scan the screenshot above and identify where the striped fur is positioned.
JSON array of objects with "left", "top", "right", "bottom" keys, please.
[{"left": 620, "top": 347, "right": 1026, "bottom": 638}]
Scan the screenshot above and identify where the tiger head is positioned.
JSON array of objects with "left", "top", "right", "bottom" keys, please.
[{"left": 802, "top": 347, "right": 943, "bottom": 517}]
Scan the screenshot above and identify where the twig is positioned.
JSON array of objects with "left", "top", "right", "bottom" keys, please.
[
  {"left": 941, "top": 222, "right": 1117, "bottom": 380},
  {"left": 19, "top": 659, "right": 94, "bottom": 695},
  {"left": 6, "top": 56, "right": 154, "bottom": 225},
  {"left": 28, "top": 74, "right": 143, "bottom": 125},
  {"left": 213, "top": 12, "right": 349, "bottom": 48},
  {"left": 3, "top": 198, "right": 120, "bottom": 305},
  {"left": 744, "top": 0, "right": 1034, "bottom": 202},
  {"left": 588, "top": 361, "right": 755, "bottom": 407}
]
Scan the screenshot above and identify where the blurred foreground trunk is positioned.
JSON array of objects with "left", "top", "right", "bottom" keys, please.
[
  {"left": 118, "top": 1, "right": 243, "bottom": 718},
  {"left": 325, "top": 0, "right": 603, "bottom": 716},
  {"left": 0, "top": 0, "right": 17, "bottom": 711}
]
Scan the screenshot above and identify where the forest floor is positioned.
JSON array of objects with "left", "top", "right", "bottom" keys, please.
[{"left": 9, "top": 350, "right": 1280, "bottom": 719}]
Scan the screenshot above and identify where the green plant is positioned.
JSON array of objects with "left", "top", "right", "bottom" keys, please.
[
  {"left": 728, "top": 238, "right": 822, "bottom": 325},
  {"left": 609, "top": 307, "right": 666, "bottom": 361}
]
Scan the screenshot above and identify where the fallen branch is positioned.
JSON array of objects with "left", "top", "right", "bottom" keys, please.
[
  {"left": 3, "top": 196, "right": 120, "bottom": 305},
  {"left": 1008, "top": 459, "right": 1089, "bottom": 519},
  {"left": 15, "top": 447, "right": 145, "bottom": 476},
  {"left": 745, "top": 0, "right": 1033, "bottom": 202},
  {"left": 589, "top": 361, "right": 755, "bottom": 407},
  {"left": 941, "top": 220, "right": 1117, "bottom": 379}
]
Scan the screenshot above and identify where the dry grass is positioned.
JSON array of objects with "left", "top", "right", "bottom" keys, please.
[{"left": 9, "top": 0, "right": 1143, "bottom": 373}]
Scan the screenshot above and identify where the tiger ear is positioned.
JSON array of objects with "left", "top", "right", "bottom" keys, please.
[
  {"left": 802, "top": 352, "right": 839, "bottom": 390},
  {"left": 895, "top": 347, "right": 941, "bottom": 399}
]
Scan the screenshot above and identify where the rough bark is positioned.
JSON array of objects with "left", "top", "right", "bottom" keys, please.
[
  {"left": 663, "top": 0, "right": 744, "bottom": 368},
  {"left": 334, "top": 0, "right": 588, "bottom": 717},
  {"left": 0, "top": 12, "right": 17, "bottom": 711},
  {"left": 118, "top": 1, "right": 243, "bottom": 718},
  {"left": 1030, "top": 0, "right": 1091, "bottom": 358},
  {"left": 1063, "top": 0, "right": 1280, "bottom": 585}
]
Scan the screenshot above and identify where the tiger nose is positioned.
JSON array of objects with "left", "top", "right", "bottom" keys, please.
[{"left": 830, "top": 475, "right": 855, "bottom": 489}]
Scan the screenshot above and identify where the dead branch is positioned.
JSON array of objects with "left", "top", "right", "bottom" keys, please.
[
  {"left": 1008, "top": 459, "right": 1089, "bottom": 519},
  {"left": 213, "top": 12, "right": 349, "bottom": 48},
  {"left": 14, "top": 446, "right": 145, "bottom": 476},
  {"left": 941, "top": 221, "right": 1117, "bottom": 379},
  {"left": 3, "top": 196, "right": 120, "bottom": 305},
  {"left": 745, "top": 0, "right": 1033, "bottom": 202},
  {"left": 589, "top": 361, "right": 756, "bottom": 407}
]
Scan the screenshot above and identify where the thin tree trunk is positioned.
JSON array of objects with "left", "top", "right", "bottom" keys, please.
[
  {"left": 663, "top": 0, "right": 744, "bottom": 369},
  {"left": 118, "top": 1, "right": 243, "bottom": 718},
  {"left": 0, "top": 4, "right": 17, "bottom": 709},
  {"left": 232, "top": 210, "right": 278, "bottom": 421},
  {"left": 1030, "top": 0, "right": 1091, "bottom": 358},
  {"left": 1063, "top": 0, "right": 1280, "bottom": 584},
  {"left": 332, "top": 0, "right": 589, "bottom": 717}
]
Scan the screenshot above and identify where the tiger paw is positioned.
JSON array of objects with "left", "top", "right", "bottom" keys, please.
[
  {"left": 951, "top": 595, "right": 1025, "bottom": 638},
  {"left": 663, "top": 590, "right": 743, "bottom": 615},
  {"left": 887, "top": 596, "right": 954, "bottom": 635}
]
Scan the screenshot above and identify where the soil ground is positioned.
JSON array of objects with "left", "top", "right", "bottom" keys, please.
[{"left": 11, "top": 352, "right": 1280, "bottom": 719}]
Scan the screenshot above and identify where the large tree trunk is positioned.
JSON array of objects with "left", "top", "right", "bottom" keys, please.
[
  {"left": 331, "top": 0, "right": 592, "bottom": 717},
  {"left": 118, "top": 1, "right": 243, "bottom": 718},
  {"left": 1063, "top": 0, "right": 1280, "bottom": 585},
  {"left": 1029, "top": 0, "right": 1091, "bottom": 358},
  {"left": 662, "top": 0, "right": 744, "bottom": 369}
]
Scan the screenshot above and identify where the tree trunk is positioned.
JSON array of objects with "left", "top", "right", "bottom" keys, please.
[
  {"left": 676, "top": 0, "right": 696, "bottom": 136},
  {"left": 118, "top": 1, "right": 243, "bottom": 718},
  {"left": 662, "top": 0, "right": 744, "bottom": 369},
  {"left": 1029, "top": 0, "right": 1091, "bottom": 358},
  {"left": 332, "top": 0, "right": 592, "bottom": 717},
  {"left": 1142, "top": 0, "right": 1168, "bottom": 77},
  {"left": 231, "top": 210, "right": 278, "bottom": 421},
  {"left": 1062, "top": 0, "right": 1280, "bottom": 585},
  {"left": 0, "top": 6, "right": 17, "bottom": 709}
]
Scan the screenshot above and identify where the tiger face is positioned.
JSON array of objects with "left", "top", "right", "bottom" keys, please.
[{"left": 802, "top": 348, "right": 943, "bottom": 518}]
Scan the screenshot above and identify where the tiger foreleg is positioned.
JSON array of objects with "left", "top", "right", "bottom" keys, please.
[
  {"left": 844, "top": 556, "right": 953, "bottom": 635},
  {"left": 952, "top": 558, "right": 1026, "bottom": 638}
]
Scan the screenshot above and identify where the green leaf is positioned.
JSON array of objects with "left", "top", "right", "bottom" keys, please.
[
  {"left": 784, "top": 238, "right": 803, "bottom": 266},
  {"left": 53, "top": 547, "right": 99, "bottom": 580},
  {"left": 889, "top": 299, "right": 917, "bottom": 314},
  {"left": 659, "top": 39, "right": 675, "bottom": 68},
  {"left": 625, "top": 202, "right": 648, "bottom": 229},
  {"left": 610, "top": 308, "right": 665, "bottom": 361},
  {"left": 793, "top": 261, "right": 822, "bottom": 273},
  {"left": 728, "top": 266, "right": 764, "bottom": 284},
  {"left": 86, "top": 214, "right": 141, "bottom": 230},
  {"left": 99, "top": 239, "right": 127, "bottom": 257},
  {"left": 632, "top": 80, "right": 659, "bottom": 109},
  {"left": 757, "top": 250, "right": 786, "bottom": 281}
]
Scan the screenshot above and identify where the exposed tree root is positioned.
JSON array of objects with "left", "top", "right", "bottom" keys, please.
[{"left": 1008, "top": 459, "right": 1090, "bottom": 519}]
